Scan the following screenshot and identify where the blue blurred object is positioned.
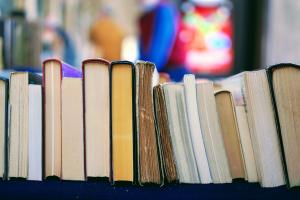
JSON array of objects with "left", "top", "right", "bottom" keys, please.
[
  {"left": 166, "top": 65, "right": 189, "bottom": 82},
  {"left": 139, "top": 2, "right": 178, "bottom": 72},
  {"left": 54, "top": 26, "right": 76, "bottom": 66},
  {"left": 6, "top": 66, "right": 42, "bottom": 73},
  {"left": 41, "top": 25, "right": 76, "bottom": 66}
]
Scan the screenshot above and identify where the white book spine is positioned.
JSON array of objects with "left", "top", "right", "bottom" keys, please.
[
  {"left": 183, "top": 75, "right": 212, "bottom": 183},
  {"left": 85, "top": 65, "right": 110, "bottom": 178},
  {"left": 28, "top": 85, "right": 42, "bottom": 181}
]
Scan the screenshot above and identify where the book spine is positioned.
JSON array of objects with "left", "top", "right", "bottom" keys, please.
[
  {"left": 81, "top": 63, "right": 87, "bottom": 181},
  {"left": 109, "top": 61, "right": 137, "bottom": 185},
  {"left": 41, "top": 61, "right": 48, "bottom": 179},
  {"left": 109, "top": 62, "right": 113, "bottom": 184},
  {"left": 131, "top": 62, "right": 137, "bottom": 185},
  {"left": 42, "top": 59, "right": 63, "bottom": 179},
  {"left": 153, "top": 85, "right": 167, "bottom": 185},
  {"left": 82, "top": 59, "right": 110, "bottom": 180},
  {"left": 4, "top": 80, "right": 8, "bottom": 180}
]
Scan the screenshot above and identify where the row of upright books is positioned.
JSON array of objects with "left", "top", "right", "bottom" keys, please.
[{"left": 0, "top": 59, "right": 299, "bottom": 188}]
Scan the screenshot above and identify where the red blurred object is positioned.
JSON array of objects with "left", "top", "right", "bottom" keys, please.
[{"left": 168, "top": 2, "right": 234, "bottom": 75}]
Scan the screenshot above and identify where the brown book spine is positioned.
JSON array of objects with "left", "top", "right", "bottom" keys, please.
[
  {"left": 215, "top": 90, "right": 245, "bottom": 180},
  {"left": 153, "top": 85, "right": 178, "bottom": 183},
  {"left": 136, "top": 61, "right": 162, "bottom": 185}
]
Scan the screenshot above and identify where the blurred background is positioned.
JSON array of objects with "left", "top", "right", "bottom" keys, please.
[{"left": 0, "top": 0, "right": 299, "bottom": 81}]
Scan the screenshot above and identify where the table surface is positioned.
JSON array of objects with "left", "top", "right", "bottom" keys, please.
[{"left": 1, "top": 180, "right": 300, "bottom": 200}]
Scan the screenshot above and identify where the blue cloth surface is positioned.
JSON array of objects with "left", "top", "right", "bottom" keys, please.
[{"left": 0, "top": 180, "right": 299, "bottom": 200}]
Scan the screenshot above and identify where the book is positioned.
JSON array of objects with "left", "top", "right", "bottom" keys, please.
[
  {"left": 0, "top": 74, "right": 8, "bottom": 179},
  {"left": 215, "top": 70, "right": 285, "bottom": 187},
  {"left": 153, "top": 84, "right": 178, "bottom": 183},
  {"left": 163, "top": 83, "right": 200, "bottom": 183},
  {"left": 215, "top": 90, "right": 246, "bottom": 180},
  {"left": 195, "top": 81, "right": 231, "bottom": 183},
  {"left": 183, "top": 75, "right": 211, "bottom": 184},
  {"left": 214, "top": 79, "right": 258, "bottom": 183},
  {"left": 8, "top": 72, "right": 42, "bottom": 179},
  {"left": 28, "top": 84, "right": 42, "bottom": 181},
  {"left": 111, "top": 61, "right": 136, "bottom": 183},
  {"left": 61, "top": 77, "right": 85, "bottom": 181},
  {"left": 43, "top": 59, "right": 81, "bottom": 178},
  {"left": 267, "top": 63, "right": 300, "bottom": 187},
  {"left": 82, "top": 59, "right": 110, "bottom": 179},
  {"left": 135, "top": 61, "right": 162, "bottom": 185}
]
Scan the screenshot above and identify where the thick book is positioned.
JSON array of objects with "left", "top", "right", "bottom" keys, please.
[
  {"left": 0, "top": 74, "right": 8, "bottom": 179},
  {"left": 183, "top": 75, "right": 212, "bottom": 184},
  {"left": 215, "top": 70, "right": 285, "bottom": 187},
  {"left": 215, "top": 90, "right": 246, "bottom": 180},
  {"left": 195, "top": 80, "right": 232, "bottom": 183},
  {"left": 110, "top": 61, "right": 137, "bottom": 184},
  {"left": 153, "top": 85, "right": 178, "bottom": 183},
  {"left": 61, "top": 77, "right": 85, "bottom": 181},
  {"left": 267, "top": 63, "right": 300, "bottom": 187},
  {"left": 163, "top": 83, "right": 200, "bottom": 183},
  {"left": 135, "top": 61, "right": 162, "bottom": 185},
  {"left": 8, "top": 72, "right": 42, "bottom": 179},
  {"left": 43, "top": 59, "right": 81, "bottom": 179},
  {"left": 82, "top": 58, "right": 110, "bottom": 179}
]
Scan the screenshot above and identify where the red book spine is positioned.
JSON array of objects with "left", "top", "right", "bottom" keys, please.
[{"left": 42, "top": 59, "right": 63, "bottom": 179}]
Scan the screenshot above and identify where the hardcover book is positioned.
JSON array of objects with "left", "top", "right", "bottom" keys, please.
[
  {"left": 61, "top": 77, "right": 85, "bottom": 181},
  {"left": 110, "top": 61, "right": 137, "bottom": 184},
  {"left": 82, "top": 59, "right": 110, "bottom": 179},
  {"left": 43, "top": 59, "right": 81, "bottom": 179},
  {"left": 267, "top": 63, "right": 300, "bottom": 187}
]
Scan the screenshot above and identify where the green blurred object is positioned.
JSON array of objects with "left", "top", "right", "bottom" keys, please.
[{"left": 0, "top": 15, "right": 42, "bottom": 69}]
